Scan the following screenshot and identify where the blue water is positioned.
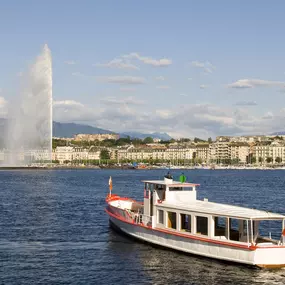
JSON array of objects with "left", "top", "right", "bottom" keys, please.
[{"left": 1, "top": 169, "right": 285, "bottom": 284}]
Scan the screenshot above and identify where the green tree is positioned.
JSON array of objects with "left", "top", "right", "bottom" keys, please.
[
  {"left": 116, "top": 137, "right": 131, "bottom": 146},
  {"left": 231, "top": 158, "right": 240, "bottom": 165},
  {"left": 275, "top": 157, "right": 282, "bottom": 163},
  {"left": 100, "top": 149, "right": 110, "bottom": 160},
  {"left": 132, "top": 138, "right": 143, "bottom": 146},
  {"left": 246, "top": 154, "right": 256, "bottom": 164},
  {"left": 274, "top": 136, "right": 283, "bottom": 140},
  {"left": 208, "top": 137, "right": 213, "bottom": 143},
  {"left": 194, "top": 137, "right": 206, "bottom": 143},
  {"left": 143, "top": 137, "right": 154, "bottom": 144},
  {"left": 266, "top": 157, "right": 273, "bottom": 163},
  {"left": 258, "top": 157, "right": 263, "bottom": 163},
  {"left": 180, "top": 138, "right": 191, "bottom": 142}
]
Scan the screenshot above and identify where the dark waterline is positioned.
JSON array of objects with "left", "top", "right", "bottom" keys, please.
[{"left": 1, "top": 169, "right": 285, "bottom": 284}]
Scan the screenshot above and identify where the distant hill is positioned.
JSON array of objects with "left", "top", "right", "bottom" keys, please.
[
  {"left": 120, "top": 131, "right": 172, "bottom": 141},
  {"left": 54, "top": 122, "right": 172, "bottom": 140},
  {"left": 271, "top": 131, "right": 285, "bottom": 136},
  {"left": 0, "top": 119, "right": 172, "bottom": 140}
]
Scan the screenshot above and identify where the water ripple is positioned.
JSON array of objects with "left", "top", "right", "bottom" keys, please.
[{"left": 1, "top": 169, "right": 285, "bottom": 284}]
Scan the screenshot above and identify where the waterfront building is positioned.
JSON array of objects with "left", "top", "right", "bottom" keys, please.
[
  {"left": 73, "top": 147, "right": 89, "bottom": 161},
  {"left": 229, "top": 143, "right": 250, "bottom": 164},
  {"left": 53, "top": 146, "right": 74, "bottom": 163},
  {"left": 196, "top": 143, "right": 210, "bottom": 163},
  {"left": 164, "top": 146, "right": 195, "bottom": 163},
  {"left": 210, "top": 141, "right": 230, "bottom": 163},
  {"left": 254, "top": 141, "right": 285, "bottom": 164},
  {"left": 116, "top": 145, "right": 134, "bottom": 162}
]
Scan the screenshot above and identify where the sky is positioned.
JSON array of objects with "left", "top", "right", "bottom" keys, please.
[{"left": 0, "top": 0, "right": 285, "bottom": 139}]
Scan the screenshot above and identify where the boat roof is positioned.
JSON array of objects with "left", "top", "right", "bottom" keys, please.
[
  {"left": 142, "top": 180, "right": 200, "bottom": 187},
  {"left": 160, "top": 199, "right": 285, "bottom": 220}
]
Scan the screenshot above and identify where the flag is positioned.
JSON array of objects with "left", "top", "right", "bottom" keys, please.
[{"left": 109, "top": 176, "right": 112, "bottom": 191}]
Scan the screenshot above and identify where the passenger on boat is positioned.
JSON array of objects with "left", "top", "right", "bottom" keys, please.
[
  {"left": 165, "top": 172, "right": 173, "bottom": 179},
  {"left": 179, "top": 172, "right": 187, "bottom": 183}
]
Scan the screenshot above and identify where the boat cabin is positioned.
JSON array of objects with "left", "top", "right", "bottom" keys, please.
[{"left": 141, "top": 178, "right": 285, "bottom": 246}]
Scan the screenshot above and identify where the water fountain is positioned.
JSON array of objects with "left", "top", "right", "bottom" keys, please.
[{"left": 1, "top": 44, "right": 52, "bottom": 167}]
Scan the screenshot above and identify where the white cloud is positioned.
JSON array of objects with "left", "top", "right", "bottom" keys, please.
[
  {"left": 262, "top": 112, "right": 274, "bottom": 120},
  {"left": 51, "top": 96, "right": 285, "bottom": 138},
  {"left": 228, "top": 79, "right": 285, "bottom": 89},
  {"left": 100, "top": 96, "right": 144, "bottom": 105},
  {"left": 200, "top": 84, "right": 207, "bottom": 89},
  {"left": 187, "top": 77, "right": 193, "bottom": 81},
  {"left": 180, "top": 93, "right": 188, "bottom": 97},
  {"left": 0, "top": 96, "right": 6, "bottom": 105},
  {"left": 191, "top": 61, "right": 215, "bottom": 73},
  {"left": 53, "top": 100, "right": 84, "bottom": 108},
  {"left": 97, "top": 76, "right": 146, "bottom": 85},
  {"left": 95, "top": 58, "right": 139, "bottom": 70},
  {"left": 156, "top": 85, "right": 170, "bottom": 89},
  {"left": 120, "top": 87, "right": 136, "bottom": 92},
  {"left": 235, "top": 101, "right": 257, "bottom": 106},
  {"left": 123, "top": 52, "right": 172, "bottom": 67},
  {"left": 155, "top": 109, "right": 174, "bottom": 119},
  {"left": 0, "top": 96, "right": 7, "bottom": 117},
  {"left": 65, "top": 60, "right": 77, "bottom": 65},
  {"left": 155, "top": 76, "right": 165, "bottom": 81},
  {"left": 53, "top": 99, "right": 101, "bottom": 123}
]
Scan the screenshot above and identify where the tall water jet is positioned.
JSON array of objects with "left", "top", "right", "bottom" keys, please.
[{"left": 1, "top": 44, "right": 52, "bottom": 166}]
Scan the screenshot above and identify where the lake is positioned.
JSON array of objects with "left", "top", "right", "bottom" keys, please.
[{"left": 1, "top": 169, "right": 285, "bottom": 284}]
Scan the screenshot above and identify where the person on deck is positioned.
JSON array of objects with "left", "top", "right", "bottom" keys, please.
[
  {"left": 165, "top": 172, "right": 173, "bottom": 179},
  {"left": 179, "top": 172, "right": 187, "bottom": 183}
]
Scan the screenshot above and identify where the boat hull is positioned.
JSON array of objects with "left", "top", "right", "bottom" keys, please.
[{"left": 107, "top": 211, "right": 285, "bottom": 268}]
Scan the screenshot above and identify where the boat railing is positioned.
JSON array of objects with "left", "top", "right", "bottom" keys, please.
[{"left": 141, "top": 214, "right": 152, "bottom": 227}]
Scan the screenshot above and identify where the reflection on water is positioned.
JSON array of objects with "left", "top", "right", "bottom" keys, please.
[{"left": 110, "top": 229, "right": 285, "bottom": 285}]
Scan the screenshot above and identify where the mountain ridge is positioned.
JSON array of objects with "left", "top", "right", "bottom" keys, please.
[{"left": 0, "top": 119, "right": 172, "bottom": 141}]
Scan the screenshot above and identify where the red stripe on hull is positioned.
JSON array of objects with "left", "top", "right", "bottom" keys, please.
[{"left": 106, "top": 196, "right": 285, "bottom": 250}]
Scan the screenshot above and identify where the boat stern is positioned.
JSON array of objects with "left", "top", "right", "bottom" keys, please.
[{"left": 254, "top": 246, "right": 285, "bottom": 268}]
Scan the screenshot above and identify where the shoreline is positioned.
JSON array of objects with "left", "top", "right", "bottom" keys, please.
[{"left": 0, "top": 165, "right": 285, "bottom": 170}]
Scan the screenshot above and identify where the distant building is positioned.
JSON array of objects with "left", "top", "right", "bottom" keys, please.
[
  {"left": 229, "top": 142, "right": 250, "bottom": 164},
  {"left": 74, "top": 133, "right": 119, "bottom": 142},
  {"left": 196, "top": 143, "right": 210, "bottom": 163}
]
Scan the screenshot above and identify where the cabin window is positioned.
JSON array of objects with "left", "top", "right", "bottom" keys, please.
[
  {"left": 167, "top": 212, "right": 177, "bottom": 229},
  {"left": 156, "top": 184, "right": 166, "bottom": 191},
  {"left": 169, "top": 187, "right": 183, "bottom": 191},
  {"left": 181, "top": 214, "right": 191, "bottom": 232},
  {"left": 214, "top": 216, "right": 226, "bottom": 237},
  {"left": 256, "top": 220, "right": 282, "bottom": 241},
  {"left": 158, "top": 210, "right": 164, "bottom": 224},
  {"left": 229, "top": 218, "right": 240, "bottom": 241},
  {"left": 196, "top": 216, "right": 208, "bottom": 236}
]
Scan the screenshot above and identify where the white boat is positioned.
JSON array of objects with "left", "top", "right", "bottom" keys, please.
[{"left": 105, "top": 176, "right": 285, "bottom": 268}]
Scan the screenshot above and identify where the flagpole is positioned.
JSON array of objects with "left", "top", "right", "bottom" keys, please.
[{"left": 109, "top": 176, "right": 112, "bottom": 197}]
